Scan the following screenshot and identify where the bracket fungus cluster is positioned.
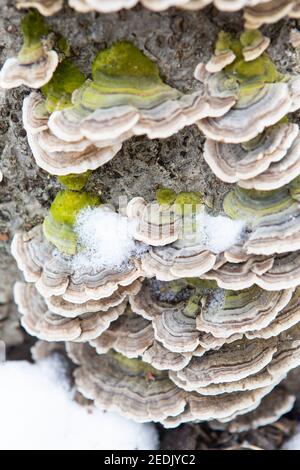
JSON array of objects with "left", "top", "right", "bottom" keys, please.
[
  {"left": 6, "top": 3, "right": 300, "bottom": 436},
  {"left": 244, "top": 0, "right": 300, "bottom": 29},
  {"left": 200, "top": 31, "right": 300, "bottom": 192},
  {"left": 44, "top": 42, "right": 240, "bottom": 172},
  {"left": 10, "top": 181, "right": 300, "bottom": 428},
  {"left": 201, "top": 182, "right": 300, "bottom": 291},
  {"left": 68, "top": 0, "right": 272, "bottom": 14},
  {"left": 22, "top": 69, "right": 123, "bottom": 175},
  {"left": 62, "top": 275, "right": 300, "bottom": 426},
  {"left": 24, "top": 0, "right": 296, "bottom": 19},
  {"left": 19, "top": 40, "right": 246, "bottom": 175},
  {"left": 0, "top": 10, "right": 59, "bottom": 89},
  {"left": 16, "top": 0, "right": 64, "bottom": 16},
  {"left": 11, "top": 180, "right": 148, "bottom": 343},
  {"left": 14, "top": 0, "right": 300, "bottom": 31}
]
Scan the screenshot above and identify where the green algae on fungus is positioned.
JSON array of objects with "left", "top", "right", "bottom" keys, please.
[
  {"left": 43, "top": 190, "right": 101, "bottom": 254},
  {"left": 58, "top": 171, "right": 92, "bottom": 191},
  {"left": 210, "top": 30, "right": 284, "bottom": 98},
  {"left": 183, "top": 295, "right": 202, "bottom": 318},
  {"left": 183, "top": 278, "right": 218, "bottom": 290},
  {"left": 240, "top": 30, "right": 263, "bottom": 48},
  {"left": 215, "top": 31, "right": 234, "bottom": 53},
  {"left": 43, "top": 215, "right": 78, "bottom": 255},
  {"left": 164, "top": 277, "right": 217, "bottom": 297},
  {"left": 50, "top": 190, "right": 100, "bottom": 226},
  {"left": 56, "top": 36, "right": 71, "bottom": 58},
  {"left": 225, "top": 54, "right": 284, "bottom": 93},
  {"left": 222, "top": 184, "right": 300, "bottom": 255},
  {"left": 156, "top": 188, "right": 177, "bottom": 206},
  {"left": 0, "top": 10, "right": 58, "bottom": 89},
  {"left": 155, "top": 188, "right": 204, "bottom": 214},
  {"left": 197, "top": 29, "right": 300, "bottom": 145},
  {"left": 174, "top": 192, "right": 204, "bottom": 215},
  {"left": 18, "top": 10, "right": 50, "bottom": 65},
  {"left": 42, "top": 60, "right": 86, "bottom": 113},
  {"left": 223, "top": 186, "right": 293, "bottom": 221},
  {"left": 92, "top": 41, "right": 162, "bottom": 86},
  {"left": 48, "top": 39, "right": 238, "bottom": 145},
  {"left": 224, "top": 45, "right": 284, "bottom": 95},
  {"left": 109, "top": 350, "right": 163, "bottom": 378},
  {"left": 289, "top": 176, "right": 300, "bottom": 201},
  {"left": 79, "top": 41, "right": 179, "bottom": 110}
]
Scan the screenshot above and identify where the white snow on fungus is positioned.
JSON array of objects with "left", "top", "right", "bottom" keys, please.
[
  {"left": 72, "top": 205, "right": 147, "bottom": 272},
  {"left": 181, "top": 211, "right": 245, "bottom": 253}
]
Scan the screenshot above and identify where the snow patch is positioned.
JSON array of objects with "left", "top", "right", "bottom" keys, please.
[
  {"left": 0, "top": 358, "right": 158, "bottom": 450},
  {"left": 282, "top": 426, "right": 300, "bottom": 450},
  {"left": 182, "top": 211, "right": 245, "bottom": 253},
  {"left": 73, "top": 206, "right": 147, "bottom": 272}
]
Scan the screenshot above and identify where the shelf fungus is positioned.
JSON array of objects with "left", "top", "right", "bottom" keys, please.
[
  {"left": 170, "top": 321, "right": 300, "bottom": 399},
  {"left": 11, "top": 191, "right": 143, "bottom": 304},
  {"left": 16, "top": 0, "right": 64, "bottom": 16},
  {"left": 201, "top": 31, "right": 300, "bottom": 191},
  {"left": 244, "top": 0, "right": 300, "bottom": 30},
  {"left": 23, "top": 61, "right": 122, "bottom": 175},
  {"left": 12, "top": 191, "right": 300, "bottom": 427},
  {"left": 223, "top": 186, "right": 300, "bottom": 256},
  {"left": 68, "top": 290, "right": 300, "bottom": 428},
  {"left": 126, "top": 196, "right": 182, "bottom": 247},
  {"left": 67, "top": 343, "right": 188, "bottom": 423},
  {"left": 11, "top": 230, "right": 142, "bottom": 303},
  {"left": 126, "top": 189, "right": 207, "bottom": 247},
  {"left": 66, "top": 1, "right": 279, "bottom": 14},
  {"left": 0, "top": 10, "right": 58, "bottom": 89},
  {"left": 141, "top": 235, "right": 219, "bottom": 281},
  {"left": 129, "top": 279, "right": 212, "bottom": 355},
  {"left": 137, "top": 190, "right": 245, "bottom": 281},
  {"left": 46, "top": 41, "right": 237, "bottom": 151},
  {"left": 68, "top": 0, "right": 139, "bottom": 12},
  {"left": 204, "top": 122, "right": 300, "bottom": 190},
  {"left": 67, "top": 0, "right": 218, "bottom": 13},
  {"left": 203, "top": 249, "right": 300, "bottom": 291},
  {"left": 197, "top": 31, "right": 300, "bottom": 144},
  {"left": 129, "top": 279, "right": 295, "bottom": 350},
  {"left": 66, "top": 342, "right": 288, "bottom": 427},
  {"left": 209, "top": 387, "right": 295, "bottom": 432},
  {"left": 90, "top": 304, "right": 193, "bottom": 371},
  {"left": 14, "top": 282, "right": 129, "bottom": 342},
  {"left": 17, "top": 0, "right": 297, "bottom": 19}
]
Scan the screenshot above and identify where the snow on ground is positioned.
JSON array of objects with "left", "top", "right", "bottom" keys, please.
[
  {"left": 0, "top": 357, "right": 158, "bottom": 450},
  {"left": 282, "top": 427, "right": 300, "bottom": 450},
  {"left": 73, "top": 205, "right": 147, "bottom": 272}
]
